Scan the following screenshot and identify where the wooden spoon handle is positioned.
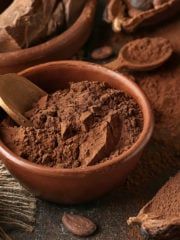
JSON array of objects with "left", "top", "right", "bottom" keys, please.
[
  {"left": 103, "top": 57, "right": 126, "bottom": 71},
  {"left": 0, "top": 97, "right": 32, "bottom": 127}
]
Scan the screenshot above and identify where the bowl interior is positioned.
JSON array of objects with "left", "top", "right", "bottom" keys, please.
[
  {"left": 0, "top": 61, "right": 154, "bottom": 173},
  {"left": 20, "top": 61, "right": 151, "bottom": 107}
]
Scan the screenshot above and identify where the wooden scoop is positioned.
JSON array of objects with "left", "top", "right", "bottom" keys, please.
[
  {"left": 104, "top": 37, "right": 173, "bottom": 71},
  {"left": 0, "top": 73, "right": 46, "bottom": 127}
]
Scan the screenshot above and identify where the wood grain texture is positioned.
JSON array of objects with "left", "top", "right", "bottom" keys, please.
[{"left": 0, "top": 74, "right": 46, "bottom": 126}]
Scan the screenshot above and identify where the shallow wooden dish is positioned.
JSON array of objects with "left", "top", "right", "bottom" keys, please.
[
  {"left": 0, "top": 61, "right": 154, "bottom": 204},
  {"left": 0, "top": 0, "right": 97, "bottom": 74}
]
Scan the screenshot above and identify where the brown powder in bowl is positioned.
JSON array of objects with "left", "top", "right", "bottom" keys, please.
[
  {"left": 122, "top": 37, "right": 172, "bottom": 65},
  {"left": 0, "top": 81, "right": 143, "bottom": 168}
]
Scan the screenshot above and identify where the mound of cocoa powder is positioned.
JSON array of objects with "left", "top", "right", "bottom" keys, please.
[
  {"left": 128, "top": 172, "right": 180, "bottom": 240},
  {"left": 0, "top": 81, "right": 143, "bottom": 168}
]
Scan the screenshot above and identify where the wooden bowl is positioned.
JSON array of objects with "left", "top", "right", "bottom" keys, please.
[
  {"left": 0, "top": 0, "right": 97, "bottom": 74},
  {"left": 0, "top": 61, "right": 154, "bottom": 204}
]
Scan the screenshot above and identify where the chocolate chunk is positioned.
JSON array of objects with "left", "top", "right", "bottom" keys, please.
[
  {"left": 128, "top": 172, "right": 180, "bottom": 240},
  {"left": 62, "top": 213, "right": 97, "bottom": 237},
  {"left": 60, "top": 121, "right": 77, "bottom": 140},
  {"left": 0, "top": 0, "right": 64, "bottom": 51},
  {"left": 80, "top": 111, "right": 94, "bottom": 131},
  {"left": 80, "top": 122, "right": 112, "bottom": 166},
  {"left": 107, "top": 111, "right": 122, "bottom": 142},
  {"left": 80, "top": 111, "right": 121, "bottom": 166}
]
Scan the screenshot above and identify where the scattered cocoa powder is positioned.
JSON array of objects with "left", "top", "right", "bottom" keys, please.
[
  {"left": 108, "top": 16, "right": 180, "bottom": 187},
  {"left": 0, "top": 81, "right": 143, "bottom": 168},
  {"left": 136, "top": 57, "right": 180, "bottom": 153},
  {"left": 125, "top": 60, "right": 180, "bottom": 193},
  {"left": 122, "top": 37, "right": 172, "bottom": 65},
  {"left": 124, "top": 44, "right": 180, "bottom": 240}
]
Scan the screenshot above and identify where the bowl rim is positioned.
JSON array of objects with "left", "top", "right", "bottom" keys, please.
[
  {"left": 0, "top": 61, "right": 154, "bottom": 176},
  {"left": 0, "top": 0, "right": 96, "bottom": 62}
]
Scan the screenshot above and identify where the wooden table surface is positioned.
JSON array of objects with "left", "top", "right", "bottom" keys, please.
[{"left": 10, "top": 1, "right": 180, "bottom": 239}]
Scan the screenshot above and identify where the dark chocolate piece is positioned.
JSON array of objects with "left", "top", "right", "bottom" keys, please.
[{"left": 0, "top": 0, "right": 64, "bottom": 51}]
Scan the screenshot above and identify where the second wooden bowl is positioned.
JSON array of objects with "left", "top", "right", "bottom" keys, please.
[{"left": 0, "top": 0, "right": 97, "bottom": 74}]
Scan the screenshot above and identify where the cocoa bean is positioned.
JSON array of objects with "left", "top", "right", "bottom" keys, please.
[
  {"left": 62, "top": 213, "right": 97, "bottom": 237},
  {"left": 91, "top": 46, "right": 113, "bottom": 60}
]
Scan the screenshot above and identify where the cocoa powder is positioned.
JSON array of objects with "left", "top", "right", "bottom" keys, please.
[
  {"left": 123, "top": 37, "right": 172, "bottom": 65},
  {"left": 136, "top": 58, "right": 180, "bottom": 153},
  {"left": 0, "top": 81, "right": 143, "bottom": 168},
  {"left": 145, "top": 173, "right": 180, "bottom": 219},
  {"left": 128, "top": 172, "right": 180, "bottom": 239}
]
